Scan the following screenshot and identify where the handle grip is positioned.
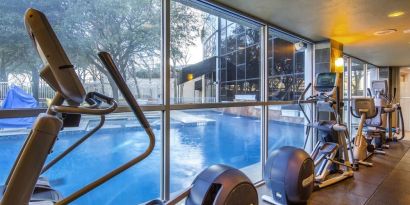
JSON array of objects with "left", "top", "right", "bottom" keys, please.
[
  {"left": 98, "top": 51, "right": 151, "bottom": 129},
  {"left": 298, "top": 83, "right": 312, "bottom": 101}
]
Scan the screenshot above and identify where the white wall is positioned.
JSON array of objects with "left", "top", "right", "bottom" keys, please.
[{"left": 399, "top": 69, "right": 410, "bottom": 131}]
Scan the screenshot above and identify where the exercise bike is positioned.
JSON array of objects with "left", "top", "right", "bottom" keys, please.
[{"left": 351, "top": 97, "right": 383, "bottom": 167}]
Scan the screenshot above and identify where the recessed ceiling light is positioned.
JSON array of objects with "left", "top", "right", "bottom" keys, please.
[
  {"left": 404, "top": 29, "right": 410, "bottom": 34},
  {"left": 373, "top": 29, "right": 397, "bottom": 36},
  {"left": 388, "top": 11, "right": 405, "bottom": 17}
]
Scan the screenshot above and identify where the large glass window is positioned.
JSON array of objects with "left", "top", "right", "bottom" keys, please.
[
  {"left": 367, "top": 65, "right": 379, "bottom": 95},
  {"left": 268, "top": 30, "right": 308, "bottom": 101},
  {"left": 379, "top": 67, "right": 390, "bottom": 82},
  {"left": 268, "top": 105, "right": 305, "bottom": 152},
  {"left": 1, "top": 0, "right": 162, "bottom": 204},
  {"left": 343, "top": 57, "right": 351, "bottom": 125},
  {"left": 0, "top": 112, "right": 161, "bottom": 204},
  {"left": 350, "top": 59, "right": 366, "bottom": 97},
  {"left": 0, "top": 0, "right": 162, "bottom": 108},
  {"left": 343, "top": 56, "right": 388, "bottom": 136},
  {"left": 170, "top": 107, "right": 261, "bottom": 193},
  {"left": 0, "top": 0, "right": 314, "bottom": 204},
  {"left": 171, "top": 1, "right": 262, "bottom": 104}
]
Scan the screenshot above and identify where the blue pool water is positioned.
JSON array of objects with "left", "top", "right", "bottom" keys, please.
[{"left": 0, "top": 110, "right": 303, "bottom": 204}]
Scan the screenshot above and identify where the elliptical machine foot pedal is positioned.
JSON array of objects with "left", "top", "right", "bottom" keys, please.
[
  {"left": 358, "top": 160, "right": 373, "bottom": 167},
  {"left": 319, "top": 142, "right": 338, "bottom": 155},
  {"left": 374, "top": 150, "right": 386, "bottom": 155}
]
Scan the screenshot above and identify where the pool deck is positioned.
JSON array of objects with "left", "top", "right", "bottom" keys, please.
[
  {"left": 0, "top": 111, "right": 217, "bottom": 137},
  {"left": 170, "top": 111, "right": 215, "bottom": 125}
]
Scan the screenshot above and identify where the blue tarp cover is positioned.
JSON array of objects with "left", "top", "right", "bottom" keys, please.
[{"left": 0, "top": 85, "right": 38, "bottom": 128}]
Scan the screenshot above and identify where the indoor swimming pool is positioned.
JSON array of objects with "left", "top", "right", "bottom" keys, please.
[{"left": 0, "top": 110, "right": 304, "bottom": 204}]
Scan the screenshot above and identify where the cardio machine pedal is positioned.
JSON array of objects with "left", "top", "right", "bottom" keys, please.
[{"left": 319, "top": 143, "right": 338, "bottom": 155}]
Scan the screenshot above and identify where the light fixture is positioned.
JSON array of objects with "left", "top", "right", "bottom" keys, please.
[
  {"left": 335, "top": 57, "right": 344, "bottom": 73},
  {"left": 388, "top": 11, "right": 405, "bottom": 18},
  {"left": 187, "top": 73, "right": 194, "bottom": 81},
  {"left": 403, "top": 29, "right": 410, "bottom": 34},
  {"left": 373, "top": 29, "right": 397, "bottom": 36},
  {"left": 294, "top": 41, "right": 307, "bottom": 51}
]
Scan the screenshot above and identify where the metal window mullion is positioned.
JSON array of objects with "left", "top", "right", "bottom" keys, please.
[
  {"left": 364, "top": 63, "right": 368, "bottom": 97},
  {"left": 216, "top": 17, "right": 221, "bottom": 103},
  {"left": 306, "top": 43, "right": 314, "bottom": 152},
  {"left": 377, "top": 67, "right": 380, "bottom": 80},
  {"left": 347, "top": 57, "right": 352, "bottom": 132},
  {"left": 260, "top": 25, "right": 269, "bottom": 179},
  {"left": 161, "top": 0, "right": 171, "bottom": 201}
]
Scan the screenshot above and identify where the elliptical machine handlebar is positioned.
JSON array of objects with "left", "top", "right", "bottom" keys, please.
[
  {"left": 298, "top": 83, "right": 312, "bottom": 102},
  {"left": 350, "top": 106, "right": 379, "bottom": 119},
  {"left": 391, "top": 87, "right": 397, "bottom": 102},
  {"left": 85, "top": 92, "right": 116, "bottom": 107},
  {"left": 51, "top": 92, "right": 118, "bottom": 115},
  {"left": 367, "top": 88, "right": 372, "bottom": 98},
  {"left": 298, "top": 83, "right": 312, "bottom": 124},
  {"left": 55, "top": 52, "right": 156, "bottom": 205},
  {"left": 98, "top": 52, "right": 153, "bottom": 131}
]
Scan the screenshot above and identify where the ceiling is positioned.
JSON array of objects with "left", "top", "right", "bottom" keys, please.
[{"left": 214, "top": 0, "right": 410, "bottom": 67}]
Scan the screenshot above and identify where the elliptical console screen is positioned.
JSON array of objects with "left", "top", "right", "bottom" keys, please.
[
  {"left": 315, "top": 72, "right": 336, "bottom": 92},
  {"left": 25, "top": 8, "right": 85, "bottom": 105}
]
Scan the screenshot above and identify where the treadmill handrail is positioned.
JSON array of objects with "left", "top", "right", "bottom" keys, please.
[{"left": 54, "top": 52, "right": 156, "bottom": 205}]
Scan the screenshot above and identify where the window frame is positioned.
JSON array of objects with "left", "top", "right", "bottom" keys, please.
[{"left": 0, "top": 0, "right": 315, "bottom": 202}]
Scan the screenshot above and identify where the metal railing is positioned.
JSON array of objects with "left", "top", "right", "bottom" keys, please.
[
  {"left": 0, "top": 81, "right": 162, "bottom": 102},
  {"left": 0, "top": 81, "right": 54, "bottom": 100}
]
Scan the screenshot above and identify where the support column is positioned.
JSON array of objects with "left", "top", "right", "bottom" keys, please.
[{"left": 314, "top": 40, "right": 344, "bottom": 121}]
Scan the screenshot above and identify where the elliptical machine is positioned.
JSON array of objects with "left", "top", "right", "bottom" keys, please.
[
  {"left": 262, "top": 146, "right": 314, "bottom": 205},
  {"left": 1, "top": 8, "right": 259, "bottom": 205},
  {"left": 368, "top": 80, "right": 405, "bottom": 142},
  {"left": 297, "top": 72, "right": 355, "bottom": 189},
  {"left": 1, "top": 8, "right": 120, "bottom": 205},
  {"left": 261, "top": 72, "right": 355, "bottom": 205},
  {"left": 99, "top": 53, "right": 258, "bottom": 205}
]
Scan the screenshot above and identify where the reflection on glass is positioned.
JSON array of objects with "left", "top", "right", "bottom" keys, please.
[
  {"left": 171, "top": 1, "right": 261, "bottom": 104},
  {"left": 0, "top": 112, "right": 161, "bottom": 204},
  {"left": 379, "top": 68, "right": 389, "bottom": 82},
  {"left": 267, "top": 31, "right": 307, "bottom": 101},
  {"left": 170, "top": 107, "right": 261, "bottom": 193},
  {"left": 1, "top": 0, "right": 162, "bottom": 108},
  {"left": 351, "top": 59, "right": 365, "bottom": 96},
  {"left": 268, "top": 105, "right": 305, "bottom": 151},
  {"left": 343, "top": 57, "right": 349, "bottom": 98},
  {"left": 367, "top": 66, "right": 379, "bottom": 95}
]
